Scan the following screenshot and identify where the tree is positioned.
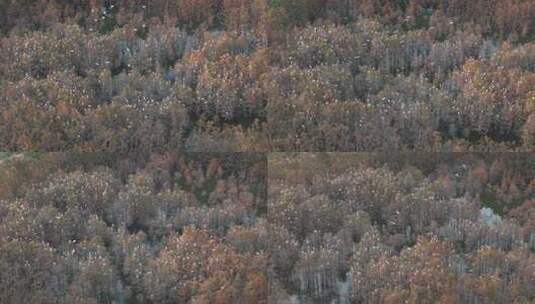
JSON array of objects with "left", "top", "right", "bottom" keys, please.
[
  {"left": 400, "top": 236, "right": 456, "bottom": 304},
  {"left": 0, "top": 239, "right": 65, "bottom": 304},
  {"left": 176, "top": 0, "right": 215, "bottom": 30}
]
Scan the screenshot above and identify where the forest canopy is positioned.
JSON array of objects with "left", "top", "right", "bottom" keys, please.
[
  {"left": 0, "top": 0, "right": 534, "bottom": 151},
  {"left": 0, "top": 1, "right": 534, "bottom": 304},
  {"left": 0, "top": 152, "right": 267, "bottom": 304},
  {"left": 268, "top": 153, "right": 535, "bottom": 303}
]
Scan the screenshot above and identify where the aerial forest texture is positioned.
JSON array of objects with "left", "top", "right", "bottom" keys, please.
[
  {"left": 269, "top": 153, "right": 534, "bottom": 303},
  {"left": 0, "top": 0, "right": 534, "bottom": 304},
  {"left": 0, "top": 0, "right": 534, "bottom": 152},
  {"left": 0, "top": 152, "right": 267, "bottom": 303}
]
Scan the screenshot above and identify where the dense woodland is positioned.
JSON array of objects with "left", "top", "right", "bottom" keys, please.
[
  {"left": 0, "top": 0, "right": 534, "bottom": 151},
  {"left": 0, "top": 152, "right": 267, "bottom": 303},
  {"left": 269, "top": 153, "right": 535, "bottom": 303},
  {"left": 1, "top": 1, "right": 535, "bottom": 304}
]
